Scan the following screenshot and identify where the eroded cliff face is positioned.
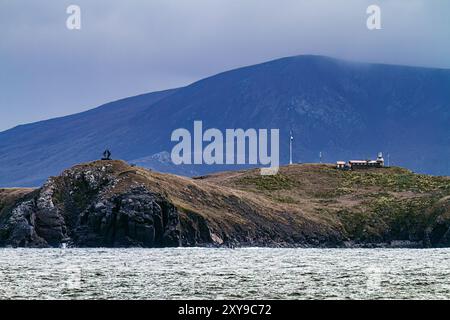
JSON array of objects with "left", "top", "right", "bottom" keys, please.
[{"left": 0, "top": 162, "right": 180, "bottom": 247}]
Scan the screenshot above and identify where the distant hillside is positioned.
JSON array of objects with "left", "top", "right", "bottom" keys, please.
[
  {"left": 1, "top": 55, "right": 449, "bottom": 187},
  {"left": 1, "top": 161, "right": 449, "bottom": 248}
]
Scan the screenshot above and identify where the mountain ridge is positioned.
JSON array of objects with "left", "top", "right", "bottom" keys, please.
[{"left": 1, "top": 54, "right": 449, "bottom": 187}]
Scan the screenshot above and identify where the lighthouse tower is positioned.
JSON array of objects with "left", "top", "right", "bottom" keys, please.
[{"left": 377, "top": 152, "right": 385, "bottom": 167}]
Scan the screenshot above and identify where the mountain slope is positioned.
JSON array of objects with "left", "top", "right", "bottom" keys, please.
[
  {"left": 1, "top": 55, "right": 449, "bottom": 187},
  {"left": 0, "top": 89, "right": 179, "bottom": 186},
  {"left": 1, "top": 161, "right": 449, "bottom": 248}
]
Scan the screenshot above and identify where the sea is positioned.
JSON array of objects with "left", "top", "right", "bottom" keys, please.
[{"left": 1, "top": 248, "right": 449, "bottom": 299}]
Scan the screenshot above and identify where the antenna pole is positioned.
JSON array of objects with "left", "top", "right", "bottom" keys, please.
[{"left": 289, "top": 131, "right": 293, "bottom": 165}]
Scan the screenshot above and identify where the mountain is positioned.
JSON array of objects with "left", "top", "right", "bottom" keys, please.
[
  {"left": 1, "top": 55, "right": 449, "bottom": 187},
  {"left": 1, "top": 160, "right": 449, "bottom": 248}
]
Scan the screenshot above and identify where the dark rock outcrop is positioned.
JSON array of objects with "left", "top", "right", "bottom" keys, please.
[
  {"left": 74, "top": 187, "right": 180, "bottom": 247},
  {"left": 0, "top": 162, "right": 180, "bottom": 248},
  {"left": 425, "top": 197, "right": 450, "bottom": 247}
]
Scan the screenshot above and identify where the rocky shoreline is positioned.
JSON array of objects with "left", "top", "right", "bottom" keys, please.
[{"left": 1, "top": 160, "right": 449, "bottom": 248}]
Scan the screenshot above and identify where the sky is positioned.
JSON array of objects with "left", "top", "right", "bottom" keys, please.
[{"left": 1, "top": 0, "right": 449, "bottom": 131}]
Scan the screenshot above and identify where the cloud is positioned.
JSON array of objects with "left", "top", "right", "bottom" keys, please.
[{"left": 0, "top": 0, "right": 449, "bottom": 131}]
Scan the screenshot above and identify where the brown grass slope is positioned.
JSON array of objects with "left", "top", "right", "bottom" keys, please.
[{"left": 195, "top": 164, "right": 450, "bottom": 246}]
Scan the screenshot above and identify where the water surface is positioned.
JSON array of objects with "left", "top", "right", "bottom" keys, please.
[{"left": 1, "top": 248, "right": 449, "bottom": 299}]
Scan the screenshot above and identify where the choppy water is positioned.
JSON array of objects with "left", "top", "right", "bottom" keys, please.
[{"left": 1, "top": 248, "right": 449, "bottom": 299}]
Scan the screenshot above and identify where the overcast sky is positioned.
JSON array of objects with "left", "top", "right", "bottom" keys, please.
[{"left": 1, "top": 0, "right": 449, "bottom": 131}]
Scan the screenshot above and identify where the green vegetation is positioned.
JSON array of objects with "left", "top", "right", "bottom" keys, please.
[
  {"left": 340, "top": 168, "right": 450, "bottom": 193},
  {"left": 223, "top": 165, "right": 450, "bottom": 246},
  {"left": 272, "top": 195, "right": 297, "bottom": 204},
  {"left": 337, "top": 194, "right": 444, "bottom": 243},
  {"left": 236, "top": 173, "right": 295, "bottom": 191}
]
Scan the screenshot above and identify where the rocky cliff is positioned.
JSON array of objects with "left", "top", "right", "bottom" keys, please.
[
  {"left": 1, "top": 160, "right": 449, "bottom": 248},
  {"left": 0, "top": 162, "right": 179, "bottom": 247}
]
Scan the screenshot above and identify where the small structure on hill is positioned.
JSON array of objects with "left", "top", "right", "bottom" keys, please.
[
  {"left": 336, "top": 161, "right": 346, "bottom": 169},
  {"left": 337, "top": 152, "right": 384, "bottom": 170},
  {"left": 102, "top": 149, "right": 112, "bottom": 160}
]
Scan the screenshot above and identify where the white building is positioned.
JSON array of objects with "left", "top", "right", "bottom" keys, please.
[{"left": 336, "top": 152, "right": 385, "bottom": 170}]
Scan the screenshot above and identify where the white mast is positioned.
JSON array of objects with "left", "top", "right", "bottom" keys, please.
[{"left": 289, "top": 130, "right": 293, "bottom": 165}]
